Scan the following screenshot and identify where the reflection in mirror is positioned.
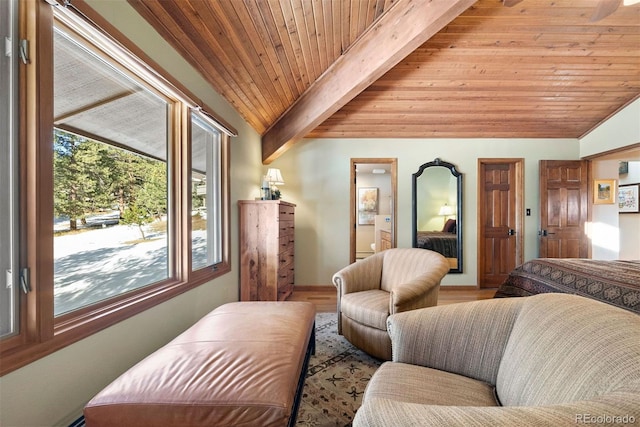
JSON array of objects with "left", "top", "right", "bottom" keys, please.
[{"left": 412, "top": 158, "right": 463, "bottom": 273}]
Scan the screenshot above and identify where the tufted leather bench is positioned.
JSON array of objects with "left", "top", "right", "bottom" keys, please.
[{"left": 84, "top": 301, "right": 316, "bottom": 427}]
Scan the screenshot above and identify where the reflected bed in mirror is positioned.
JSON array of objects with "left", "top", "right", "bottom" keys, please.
[{"left": 412, "top": 158, "right": 463, "bottom": 273}]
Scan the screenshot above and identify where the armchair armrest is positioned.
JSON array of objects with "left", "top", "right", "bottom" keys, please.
[
  {"left": 332, "top": 252, "right": 384, "bottom": 296},
  {"left": 389, "top": 262, "right": 450, "bottom": 313},
  {"left": 387, "top": 297, "right": 524, "bottom": 385}
]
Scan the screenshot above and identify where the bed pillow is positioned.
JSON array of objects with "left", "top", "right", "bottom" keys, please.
[{"left": 443, "top": 219, "right": 456, "bottom": 233}]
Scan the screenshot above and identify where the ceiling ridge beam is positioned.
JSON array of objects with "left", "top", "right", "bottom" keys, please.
[{"left": 261, "top": 0, "right": 477, "bottom": 163}]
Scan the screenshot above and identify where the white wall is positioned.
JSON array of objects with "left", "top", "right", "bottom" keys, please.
[
  {"left": 269, "top": 138, "right": 579, "bottom": 286},
  {"left": 580, "top": 98, "right": 640, "bottom": 259},
  {"left": 0, "top": 2, "right": 262, "bottom": 426},
  {"left": 580, "top": 99, "right": 640, "bottom": 158},
  {"left": 590, "top": 160, "right": 622, "bottom": 259}
]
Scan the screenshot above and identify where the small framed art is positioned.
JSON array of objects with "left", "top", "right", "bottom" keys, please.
[
  {"left": 593, "top": 179, "right": 616, "bottom": 205},
  {"left": 358, "top": 187, "right": 378, "bottom": 225},
  {"left": 618, "top": 183, "right": 639, "bottom": 213}
]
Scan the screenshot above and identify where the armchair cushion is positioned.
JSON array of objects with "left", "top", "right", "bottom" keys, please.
[
  {"left": 365, "top": 362, "right": 498, "bottom": 407},
  {"left": 341, "top": 290, "right": 389, "bottom": 330}
]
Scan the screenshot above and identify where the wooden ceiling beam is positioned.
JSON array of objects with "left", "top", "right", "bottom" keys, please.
[{"left": 261, "top": 0, "right": 477, "bottom": 163}]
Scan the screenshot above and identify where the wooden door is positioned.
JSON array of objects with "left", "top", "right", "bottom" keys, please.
[
  {"left": 478, "top": 159, "right": 523, "bottom": 288},
  {"left": 539, "top": 160, "right": 589, "bottom": 258}
]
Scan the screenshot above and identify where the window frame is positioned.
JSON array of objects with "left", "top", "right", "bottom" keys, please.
[
  {"left": 0, "top": 0, "right": 235, "bottom": 376},
  {"left": 0, "top": 0, "right": 20, "bottom": 340}
]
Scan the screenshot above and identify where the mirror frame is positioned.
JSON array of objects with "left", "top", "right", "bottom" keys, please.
[{"left": 412, "top": 158, "right": 463, "bottom": 273}]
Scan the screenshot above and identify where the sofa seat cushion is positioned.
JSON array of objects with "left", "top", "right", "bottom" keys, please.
[
  {"left": 341, "top": 290, "right": 389, "bottom": 330},
  {"left": 364, "top": 362, "right": 499, "bottom": 407}
]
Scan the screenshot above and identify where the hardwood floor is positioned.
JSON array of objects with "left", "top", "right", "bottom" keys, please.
[{"left": 288, "top": 286, "right": 496, "bottom": 313}]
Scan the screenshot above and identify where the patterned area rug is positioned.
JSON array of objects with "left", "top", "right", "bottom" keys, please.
[{"left": 296, "top": 313, "right": 383, "bottom": 427}]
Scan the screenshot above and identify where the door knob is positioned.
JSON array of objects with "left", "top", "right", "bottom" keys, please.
[{"left": 508, "top": 229, "right": 515, "bottom": 236}]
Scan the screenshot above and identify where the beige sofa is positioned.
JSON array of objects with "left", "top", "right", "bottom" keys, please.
[
  {"left": 354, "top": 294, "right": 640, "bottom": 426},
  {"left": 333, "top": 248, "right": 449, "bottom": 360}
]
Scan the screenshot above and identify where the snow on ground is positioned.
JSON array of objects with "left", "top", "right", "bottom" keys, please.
[{"left": 54, "top": 217, "right": 207, "bottom": 316}]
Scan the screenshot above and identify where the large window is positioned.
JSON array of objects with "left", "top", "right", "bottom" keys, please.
[
  {"left": 0, "top": 1, "right": 235, "bottom": 375},
  {"left": 53, "top": 26, "right": 171, "bottom": 315}
]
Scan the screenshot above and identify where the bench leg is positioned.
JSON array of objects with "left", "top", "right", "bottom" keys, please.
[{"left": 288, "top": 322, "right": 315, "bottom": 427}]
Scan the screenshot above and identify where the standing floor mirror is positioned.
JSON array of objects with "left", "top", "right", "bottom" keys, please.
[{"left": 412, "top": 158, "right": 463, "bottom": 273}]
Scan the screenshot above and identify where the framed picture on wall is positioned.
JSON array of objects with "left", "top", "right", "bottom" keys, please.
[
  {"left": 358, "top": 187, "right": 378, "bottom": 225},
  {"left": 619, "top": 183, "right": 640, "bottom": 213},
  {"left": 593, "top": 179, "right": 616, "bottom": 204}
]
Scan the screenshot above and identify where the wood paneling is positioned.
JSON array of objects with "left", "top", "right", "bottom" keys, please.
[{"left": 127, "top": 0, "right": 640, "bottom": 161}]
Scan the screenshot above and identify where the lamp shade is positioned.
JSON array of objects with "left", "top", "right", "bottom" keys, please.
[
  {"left": 266, "top": 168, "right": 285, "bottom": 185},
  {"left": 438, "top": 204, "right": 454, "bottom": 216}
]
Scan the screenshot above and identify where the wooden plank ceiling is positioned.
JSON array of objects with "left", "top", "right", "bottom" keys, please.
[{"left": 128, "top": 0, "right": 640, "bottom": 162}]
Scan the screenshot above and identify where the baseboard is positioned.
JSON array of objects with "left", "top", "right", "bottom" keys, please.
[
  {"left": 440, "top": 285, "right": 482, "bottom": 290},
  {"left": 294, "top": 285, "right": 335, "bottom": 292}
]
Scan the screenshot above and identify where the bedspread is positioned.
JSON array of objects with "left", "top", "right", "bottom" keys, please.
[
  {"left": 416, "top": 231, "right": 457, "bottom": 258},
  {"left": 494, "top": 258, "right": 640, "bottom": 314}
]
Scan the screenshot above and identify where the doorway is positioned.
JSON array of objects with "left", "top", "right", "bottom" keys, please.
[
  {"left": 477, "top": 158, "right": 524, "bottom": 288},
  {"left": 350, "top": 158, "right": 397, "bottom": 263}
]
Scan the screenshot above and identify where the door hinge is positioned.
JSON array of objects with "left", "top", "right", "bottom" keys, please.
[
  {"left": 4, "top": 37, "right": 11, "bottom": 58},
  {"left": 19, "top": 39, "right": 30, "bottom": 64},
  {"left": 20, "top": 267, "right": 31, "bottom": 294}
]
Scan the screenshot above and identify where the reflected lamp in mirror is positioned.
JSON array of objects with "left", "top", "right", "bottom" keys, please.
[
  {"left": 438, "top": 204, "right": 455, "bottom": 225},
  {"left": 266, "top": 168, "right": 285, "bottom": 199}
]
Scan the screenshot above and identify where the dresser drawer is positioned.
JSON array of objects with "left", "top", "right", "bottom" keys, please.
[
  {"left": 279, "top": 220, "right": 295, "bottom": 236},
  {"left": 279, "top": 248, "right": 294, "bottom": 268},
  {"left": 279, "top": 204, "right": 295, "bottom": 220},
  {"left": 279, "top": 234, "right": 294, "bottom": 251}
]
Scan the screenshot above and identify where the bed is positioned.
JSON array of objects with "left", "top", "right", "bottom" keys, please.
[
  {"left": 494, "top": 258, "right": 640, "bottom": 314},
  {"left": 416, "top": 218, "right": 457, "bottom": 258},
  {"left": 416, "top": 231, "right": 457, "bottom": 258}
]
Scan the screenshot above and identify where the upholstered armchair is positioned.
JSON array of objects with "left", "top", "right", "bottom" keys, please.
[{"left": 332, "top": 248, "right": 449, "bottom": 360}]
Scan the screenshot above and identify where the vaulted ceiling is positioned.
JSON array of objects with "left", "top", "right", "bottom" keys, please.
[{"left": 128, "top": 0, "right": 640, "bottom": 163}]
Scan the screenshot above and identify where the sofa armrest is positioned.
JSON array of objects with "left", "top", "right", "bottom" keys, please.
[
  {"left": 354, "top": 394, "right": 640, "bottom": 427},
  {"left": 332, "top": 252, "right": 384, "bottom": 296},
  {"left": 387, "top": 297, "right": 524, "bottom": 385}
]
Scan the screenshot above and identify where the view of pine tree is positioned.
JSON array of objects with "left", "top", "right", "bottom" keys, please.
[
  {"left": 120, "top": 161, "right": 167, "bottom": 239},
  {"left": 54, "top": 130, "right": 112, "bottom": 230},
  {"left": 53, "top": 129, "right": 167, "bottom": 235}
]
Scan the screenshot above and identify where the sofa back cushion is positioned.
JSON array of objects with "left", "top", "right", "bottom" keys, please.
[
  {"left": 496, "top": 294, "right": 640, "bottom": 407},
  {"left": 389, "top": 297, "right": 522, "bottom": 385},
  {"left": 380, "top": 248, "right": 446, "bottom": 293}
]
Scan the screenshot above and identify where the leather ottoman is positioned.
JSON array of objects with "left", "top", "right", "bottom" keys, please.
[{"left": 84, "top": 301, "right": 316, "bottom": 427}]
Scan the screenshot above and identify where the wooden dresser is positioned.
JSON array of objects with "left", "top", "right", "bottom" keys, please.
[{"left": 238, "top": 200, "right": 295, "bottom": 301}]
